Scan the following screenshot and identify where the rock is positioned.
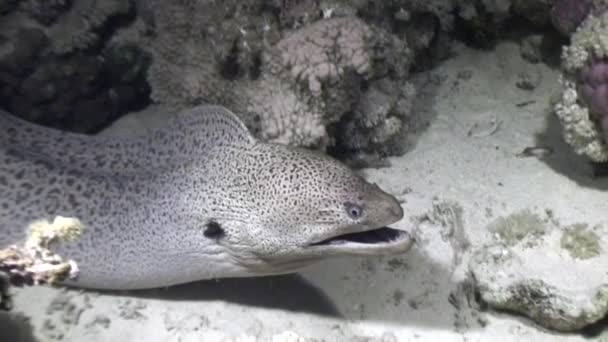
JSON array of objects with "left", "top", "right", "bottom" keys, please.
[
  {"left": 0, "top": 28, "right": 49, "bottom": 76},
  {"left": 0, "top": 0, "right": 18, "bottom": 14},
  {"left": 512, "top": 0, "right": 552, "bottom": 28},
  {"left": 102, "top": 43, "right": 151, "bottom": 85},
  {"left": 20, "top": 0, "right": 73, "bottom": 26},
  {"left": 516, "top": 68, "right": 542, "bottom": 91},
  {"left": 469, "top": 213, "right": 608, "bottom": 331},
  {"left": 520, "top": 34, "right": 543, "bottom": 64}
]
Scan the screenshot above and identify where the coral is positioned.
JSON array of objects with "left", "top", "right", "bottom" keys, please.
[
  {"left": 146, "top": 0, "right": 278, "bottom": 107},
  {"left": 487, "top": 210, "right": 547, "bottom": 247},
  {"left": 0, "top": 0, "right": 150, "bottom": 133},
  {"left": 146, "top": 1, "right": 417, "bottom": 157},
  {"left": 560, "top": 224, "right": 601, "bottom": 260},
  {"left": 250, "top": 16, "right": 378, "bottom": 147},
  {"left": 453, "top": 0, "right": 552, "bottom": 27},
  {"left": 271, "top": 17, "right": 373, "bottom": 97},
  {"left": 562, "top": 9, "right": 608, "bottom": 72},
  {"left": 1, "top": 216, "right": 82, "bottom": 311},
  {"left": 334, "top": 79, "right": 416, "bottom": 159},
  {"left": 512, "top": 0, "right": 552, "bottom": 27},
  {"left": 554, "top": 78, "right": 608, "bottom": 161},
  {"left": 479, "top": 0, "right": 511, "bottom": 19},
  {"left": 578, "top": 58, "right": 608, "bottom": 142},
  {"left": 319, "top": 0, "right": 359, "bottom": 18},
  {"left": 260, "top": 15, "right": 417, "bottom": 151},
  {"left": 450, "top": 0, "right": 511, "bottom": 48},
  {"left": 451, "top": 0, "right": 552, "bottom": 48},
  {"left": 556, "top": 11, "right": 608, "bottom": 162},
  {"left": 148, "top": 6, "right": 384, "bottom": 149},
  {"left": 231, "top": 75, "right": 330, "bottom": 147},
  {"left": 48, "top": 0, "right": 134, "bottom": 54},
  {"left": 19, "top": 0, "right": 72, "bottom": 26},
  {"left": 550, "top": 0, "right": 592, "bottom": 35},
  {"left": 401, "top": 0, "right": 457, "bottom": 31}
]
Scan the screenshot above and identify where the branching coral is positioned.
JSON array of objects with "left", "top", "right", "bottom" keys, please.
[{"left": 554, "top": 80, "right": 608, "bottom": 161}]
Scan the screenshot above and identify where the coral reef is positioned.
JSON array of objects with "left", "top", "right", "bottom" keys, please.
[
  {"left": 487, "top": 210, "right": 546, "bottom": 247},
  {"left": 0, "top": 0, "right": 570, "bottom": 158},
  {"left": 560, "top": 223, "right": 602, "bottom": 260},
  {"left": 245, "top": 16, "right": 375, "bottom": 147},
  {"left": 145, "top": 0, "right": 421, "bottom": 158},
  {"left": 1, "top": 0, "right": 564, "bottom": 159},
  {"left": 470, "top": 216, "right": 608, "bottom": 331}
]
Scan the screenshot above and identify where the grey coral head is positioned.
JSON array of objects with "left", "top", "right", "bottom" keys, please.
[{"left": 217, "top": 143, "right": 412, "bottom": 274}]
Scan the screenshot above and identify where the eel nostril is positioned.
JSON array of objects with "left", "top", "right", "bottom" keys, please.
[{"left": 389, "top": 202, "right": 404, "bottom": 219}]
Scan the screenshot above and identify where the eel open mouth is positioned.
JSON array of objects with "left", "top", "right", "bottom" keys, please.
[{"left": 310, "top": 227, "right": 408, "bottom": 246}]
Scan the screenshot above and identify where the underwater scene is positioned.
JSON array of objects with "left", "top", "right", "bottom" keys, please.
[{"left": 1, "top": 0, "right": 608, "bottom": 341}]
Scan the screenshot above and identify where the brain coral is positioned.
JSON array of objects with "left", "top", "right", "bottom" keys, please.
[{"left": 271, "top": 16, "right": 373, "bottom": 97}]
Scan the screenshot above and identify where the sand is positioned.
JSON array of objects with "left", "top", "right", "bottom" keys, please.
[{"left": 2, "top": 40, "right": 607, "bottom": 341}]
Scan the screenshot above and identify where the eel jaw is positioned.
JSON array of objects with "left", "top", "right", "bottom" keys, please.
[{"left": 308, "top": 227, "right": 414, "bottom": 255}]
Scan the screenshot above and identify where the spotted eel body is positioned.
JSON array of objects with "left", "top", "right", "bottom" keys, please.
[{"left": 0, "top": 105, "right": 412, "bottom": 290}]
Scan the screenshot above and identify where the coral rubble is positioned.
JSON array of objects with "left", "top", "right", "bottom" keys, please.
[{"left": 0, "top": 216, "right": 82, "bottom": 311}]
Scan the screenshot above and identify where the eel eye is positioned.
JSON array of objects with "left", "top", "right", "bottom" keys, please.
[{"left": 345, "top": 202, "right": 363, "bottom": 219}]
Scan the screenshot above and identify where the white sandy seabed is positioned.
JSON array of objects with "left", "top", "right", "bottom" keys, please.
[{"left": 2, "top": 41, "right": 608, "bottom": 342}]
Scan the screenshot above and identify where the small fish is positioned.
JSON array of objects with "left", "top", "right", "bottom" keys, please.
[{"left": 516, "top": 146, "right": 553, "bottom": 158}]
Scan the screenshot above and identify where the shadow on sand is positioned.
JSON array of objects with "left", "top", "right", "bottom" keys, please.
[
  {"left": 110, "top": 272, "right": 342, "bottom": 318},
  {"left": 0, "top": 312, "right": 40, "bottom": 342},
  {"left": 100, "top": 245, "right": 466, "bottom": 331},
  {"left": 536, "top": 113, "right": 608, "bottom": 191}
]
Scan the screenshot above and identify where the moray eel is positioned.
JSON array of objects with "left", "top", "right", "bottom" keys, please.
[{"left": 0, "top": 105, "right": 413, "bottom": 290}]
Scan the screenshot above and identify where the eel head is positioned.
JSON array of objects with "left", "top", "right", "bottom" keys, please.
[{"left": 216, "top": 144, "right": 415, "bottom": 275}]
